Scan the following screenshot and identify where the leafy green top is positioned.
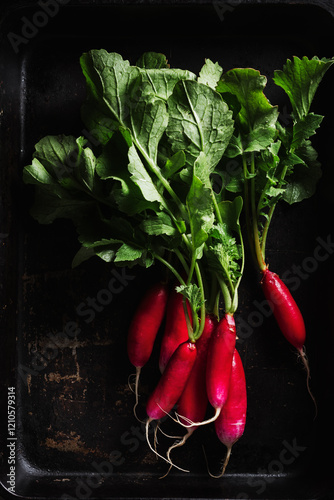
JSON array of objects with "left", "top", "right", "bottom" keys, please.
[{"left": 23, "top": 50, "right": 333, "bottom": 337}]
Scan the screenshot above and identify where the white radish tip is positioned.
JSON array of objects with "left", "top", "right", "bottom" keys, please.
[
  {"left": 203, "top": 444, "right": 233, "bottom": 479},
  {"left": 130, "top": 367, "right": 146, "bottom": 424}
]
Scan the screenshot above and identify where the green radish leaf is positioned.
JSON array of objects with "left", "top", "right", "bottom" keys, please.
[
  {"left": 176, "top": 283, "right": 204, "bottom": 313},
  {"left": 139, "top": 68, "right": 197, "bottom": 101},
  {"left": 26, "top": 188, "right": 96, "bottom": 225},
  {"left": 162, "top": 150, "right": 186, "bottom": 179},
  {"left": 198, "top": 59, "right": 223, "bottom": 89},
  {"left": 140, "top": 212, "right": 177, "bottom": 236},
  {"left": 218, "top": 196, "right": 243, "bottom": 233},
  {"left": 95, "top": 247, "right": 117, "bottom": 263},
  {"left": 283, "top": 142, "right": 322, "bottom": 204},
  {"left": 28, "top": 135, "right": 80, "bottom": 181},
  {"left": 77, "top": 214, "right": 136, "bottom": 249},
  {"left": 205, "top": 196, "right": 243, "bottom": 287},
  {"left": 136, "top": 52, "right": 169, "bottom": 69},
  {"left": 115, "top": 244, "right": 154, "bottom": 268},
  {"left": 186, "top": 158, "right": 215, "bottom": 251},
  {"left": 291, "top": 113, "right": 323, "bottom": 150},
  {"left": 224, "top": 174, "right": 243, "bottom": 194},
  {"left": 127, "top": 144, "right": 164, "bottom": 206},
  {"left": 96, "top": 128, "right": 131, "bottom": 180},
  {"left": 193, "top": 151, "right": 211, "bottom": 188},
  {"left": 23, "top": 135, "right": 104, "bottom": 225},
  {"left": 254, "top": 142, "right": 285, "bottom": 221},
  {"left": 273, "top": 56, "right": 334, "bottom": 120},
  {"left": 225, "top": 134, "right": 244, "bottom": 158},
  {"left": 166, "top": 79, "right": 234, "bottom": 171},
  {"left": 130, "top": 97, "right": 168, "bottom": 162},
  {"left": 217, "top": 68, "right": 279, "bottom": 151},
  {"left": 24, "top": 134, "right": 99, "bottom": 194},
  {"left": 219, "top": 92, "right": 242, "bottom": 120},
  {"left": 72, "top": 246, "right": 96, "bottom": 268},
  {"left": 243, "top": 126, "right": 279, "bottom": 153},
  {"left": 96, "top": 128, "right": 160, "bottom": 216},
  {"left": 206, "top": 223, "right": 242, "bottom": 284},
  {"left": 76, "top": 140, "right": 97, "bottom": 192},
  {"left": 23, "top": 158, "right": 59, "bottom": 187},
  {"left": 114, "top": 243, "right": 144, "bottom": 263},
  {"left": 80, "top": 50, "right": 141, "bottom": 144},
  {"left": 75, "top": 211, "right": 156, "bottom": 268}
]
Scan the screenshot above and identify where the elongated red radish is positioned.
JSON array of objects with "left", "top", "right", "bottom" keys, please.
[
  {"left": 159, "top": 287, "right": 192, "bottom": 373},
  {"left": 177, "top": 313, "right": 217, "bottom": 427},
  {"left": 166, "top": 314, "right": 217, "bottom": 467},
  {"left": 205, "top": 312, "right": 236, "bottom": 423},
  {"left": 145, "top": 340, "right": 197, "bottom": 469},
  {"left": 212, "top": 348, "right": 247, "bottom": 477},
  {"left": 261, "top": 268, "right": 305, "bottom": 350},
  {"left": 261, "top": 268, "right": 315, "bottom": 409},
  {"left": 127, "top": 281, "right": 169, "bottom": 417},
  {"left": 176, "top": 312, "right": 236, "bottom": 428},
  {"left": 146, "top": 341, "right": 197, "bottom": 421}
]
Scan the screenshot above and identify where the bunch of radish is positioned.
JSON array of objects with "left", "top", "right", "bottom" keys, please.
[
  {"left": 127, "top": 279, "right": 247, "bottom": 476},
  {"left": 22, "top": 48, "right": 333, "bottom": 476}
]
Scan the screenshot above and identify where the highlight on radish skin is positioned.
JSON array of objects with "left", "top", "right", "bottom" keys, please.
[
  {"left": 175, "top": 313, "right": 236, "bottom": 429},
  {"left": 145, "top": 341, "right": 197, "bottom": 467},
  {"left": 212, "top": 348, "right": 247, "bottom": 477},
  {"left": 175, "top": 314, "right": 217, "bottom": 427},
  {"left": 127, "top": 281, "right": 169, "bottom": 419},
  {"left": 261, "top": 268, "right": 316, "bottom": 412},
  {"left": 165, "top": 314, "right": 217, "bottom": 469},
  {"left": 159, "top": 286, "right": 192, "bottom": 374}
]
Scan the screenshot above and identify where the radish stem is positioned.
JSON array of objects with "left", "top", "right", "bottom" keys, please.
[{"left": 250, "top": 152, "right": 266, "bottom": 272}]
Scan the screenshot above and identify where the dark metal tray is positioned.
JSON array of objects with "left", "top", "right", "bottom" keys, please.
[{"left": 1, "top": 0, "right": 334, "bottom": 498}]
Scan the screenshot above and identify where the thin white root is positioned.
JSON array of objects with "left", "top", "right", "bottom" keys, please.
[
  {"left": 298, "top": 347, "right": 318, "bottom": 419},
  {"left": 160, "top": 429, "right": 194, "bottom": 479},
  {"left": 219, "top": 446, "right": 232, "bottom": 477},
  {"left": 145, "top": 419, "right": 190, "bottom": 473},
  {"left": 167, "top": 428, "right": 194, "bottom": 463},
  {"left": 159, "top": 464, "right": 173, "bottom": 479},
  {"left": 203, "top": 444, "right": 232, "bottom": 478},
  {"left": 154, "top": 423, "right": 159, "bottom": 458},
  {"left": 158, "top": 426, "right": 184, "bottom": 440},
  {"left": 175, "top": 406, "right": 221, "bottom": 428},
  {"left": 127, "top": 373, "right": 136, "bottom": 393},
  {"left": 150, "top": 402, "right": 186, "bottom": 429},
  {"left": 131, "top": 367, "right": 145, "bottom": 424}
]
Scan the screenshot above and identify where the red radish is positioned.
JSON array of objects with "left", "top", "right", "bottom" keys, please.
[
  {"left": 176, "top": 312, "right": 236, "bottom": 428},
  {"left": 145, "top": 340, "right": 197, "bottom": 469},
  {"left": 261, "top": 268, "right": 315, "bottom": 409},
  {"left": 205, "top": 312, "right": 236, "bottom": 423},
  {"left": 146, "top": 341, "right": 197, "bottom": 421},
  {"left": 159, "top": 287, "right": 192, "bottom": 373},
  {"left": 166, "top": 314, "right": 217, "bottom": 466},
  {"left": 177, "top": 314, "right": 217, "bottom": 427},
  {"left": 261, "top": 268, "right": 305, "bottom": 350},
  {"left": 213, "top": 348, "right": 247, "bottom": 477},
  {"left": 127, "top": 281, "right": 169, "bottom": 417}
]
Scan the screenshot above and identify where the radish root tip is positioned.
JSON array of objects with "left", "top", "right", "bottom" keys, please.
[
  {"left": 145, "top": 419, "right": 190, "bottom": 474},
  {"left": 298, "top": 346, "right": 318, "bottom": 419}
]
